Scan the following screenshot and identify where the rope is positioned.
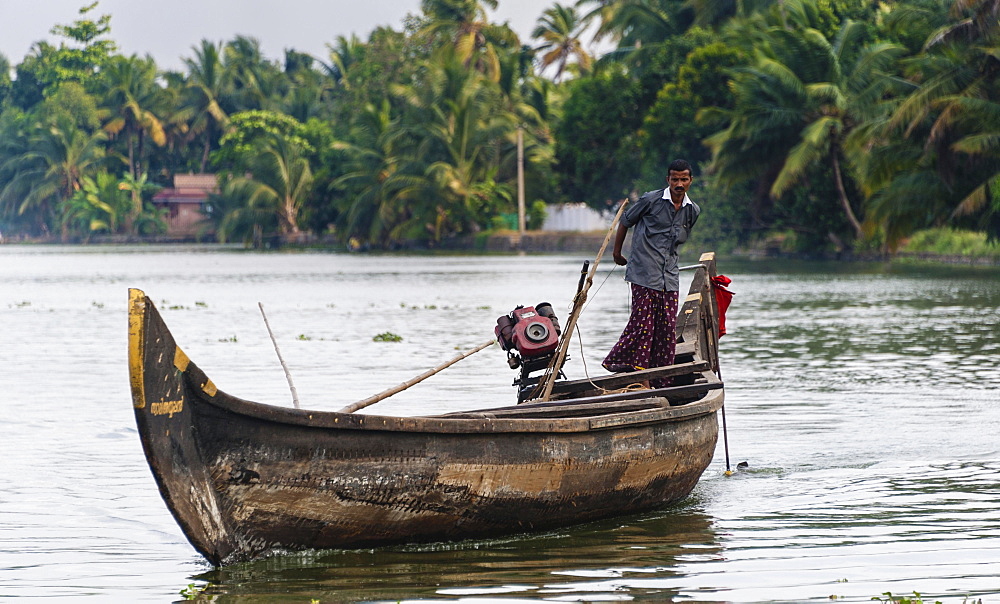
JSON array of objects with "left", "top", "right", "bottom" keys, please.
[
  {"left": 581, "top": 263, "right": 619, "bottom": 315},
  {"left": 568, "top": 261, "right": 637, "bottom": 396},
  {"left": 573, "top": 326, "right": 617, "bottom": 395}
]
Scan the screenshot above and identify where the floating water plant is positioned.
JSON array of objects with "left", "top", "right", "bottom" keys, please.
[
  {"left": 373, "top": 331, "right": 403, "bottom": 342},
  {"left": 179, "top": 582, "right": 210, "bottom": 599},
  {"left": 871, "top": 592, "right": 950, "bottom": 604}
]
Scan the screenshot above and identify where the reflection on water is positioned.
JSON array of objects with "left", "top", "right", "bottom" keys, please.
[
  {"left": 1, "top": 248, "right": 998, "bottom": 602},
  {"left": 193, "top": 509, "right": 718, "bottom": 602}
]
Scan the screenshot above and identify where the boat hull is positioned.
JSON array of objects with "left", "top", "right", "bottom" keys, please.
[
  {"left": 128, "top": 253, "right": 726, "bottom": 565},
  {"left": 193, "top": 391, "right": 718, "bottom": 564}
]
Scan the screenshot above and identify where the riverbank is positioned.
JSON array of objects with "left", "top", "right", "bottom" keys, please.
[
  {"left": 731, "top": 247, "right": 1000, "bottom": 267},
  {"left": 473, "top": 231, "right": 1000, "bottom": 266},
  {"left": 4, "top": 228, "right": 999, "bottom": 266}
]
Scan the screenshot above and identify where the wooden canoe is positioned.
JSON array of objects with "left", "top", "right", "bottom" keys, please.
[{"left": 128, "top": 252, "right": 726, "bottom": 566}]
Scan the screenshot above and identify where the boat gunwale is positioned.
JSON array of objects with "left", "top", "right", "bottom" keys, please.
[
  {"left": 185, "top": 373, "right": 725, "bottom": 434},
  {"left": 131, "top": 247, "right": 725, "bottom": 435}
]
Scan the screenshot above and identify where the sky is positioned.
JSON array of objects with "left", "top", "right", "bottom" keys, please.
[{"left": 0, "top": 0, "right": 581, "bottom": 71}]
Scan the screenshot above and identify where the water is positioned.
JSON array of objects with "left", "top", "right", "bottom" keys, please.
[{"left": 1, "top": 246, "right": 998, "bottom": 603}]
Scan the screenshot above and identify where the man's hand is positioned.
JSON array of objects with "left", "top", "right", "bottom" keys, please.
[{"left": 611, "top": 223, "right": 629, "bottom": 266}]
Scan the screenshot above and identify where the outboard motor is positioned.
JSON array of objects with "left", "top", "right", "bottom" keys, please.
[{"left": 495, "top": 302, "right": 565, "bottom": 402}]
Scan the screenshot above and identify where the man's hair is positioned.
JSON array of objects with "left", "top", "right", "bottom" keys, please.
[{"left": 668, "top": 159, "right": 693, "bottom": 175}]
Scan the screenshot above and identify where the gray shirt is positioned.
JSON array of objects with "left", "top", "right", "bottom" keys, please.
[{"left": 622, "top": 188, "right": 700, "bottom": 292}]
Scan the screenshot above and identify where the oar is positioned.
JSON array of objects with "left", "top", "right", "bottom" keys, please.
[
  {"left": 338, "top": 340, "right": 496, "bottom": 414},
  {"left": 258, "top": 302, "right": 301, "bottom": 409}
]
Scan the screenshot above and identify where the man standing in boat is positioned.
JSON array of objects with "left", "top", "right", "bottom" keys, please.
[{"left": 602, "top": 159, "right": 700, "bottom": 386}]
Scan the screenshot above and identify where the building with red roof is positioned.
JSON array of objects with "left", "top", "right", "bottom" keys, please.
[{"left": 152, "top": 174, "right": 217, "bottom": 238}]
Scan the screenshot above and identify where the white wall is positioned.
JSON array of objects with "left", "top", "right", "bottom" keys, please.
[{"left": 542, "top": 203, "right": 613, "bottom": 232}]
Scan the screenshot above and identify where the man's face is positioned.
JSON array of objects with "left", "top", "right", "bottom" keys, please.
[{"left": 667, "top": 170, "right": 693, "bottom": 197}]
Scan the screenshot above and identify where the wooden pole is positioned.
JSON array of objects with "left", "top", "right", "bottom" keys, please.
[
  {"left": 338, "top": 340, "right": 496, "bottom": 414},
  {"left": 535, "top": 199, "right": 629, "bottom": 402},
  {"left": 258, "top": 303, "right": 300, "bottom": 409}
]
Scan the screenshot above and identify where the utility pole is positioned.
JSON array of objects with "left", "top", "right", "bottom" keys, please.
[{"left": 517, "top": 125, "right": 526, "bottom": 235}]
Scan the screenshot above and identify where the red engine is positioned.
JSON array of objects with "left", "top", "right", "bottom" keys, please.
[
  {"left": 495, "top": 302, "right": 564, "bottom": 402},
  {"left": 495, "top": 303, "right": 561, "bottom": 359}
]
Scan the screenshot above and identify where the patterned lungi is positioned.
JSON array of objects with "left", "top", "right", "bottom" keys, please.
[{"left": 602, "top": 283, "right": 679, "bottom": 387}]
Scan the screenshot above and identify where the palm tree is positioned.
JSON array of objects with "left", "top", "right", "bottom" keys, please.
[
  {"left": 333, "top": 101, "right": 426, "bottom": 247},
  {"left": 858, "top": 0, "right": 1000, "bottom": 245},
  {"left": 0, "top": 118, "right": 107, "bottom": 240},
  {"left": 895, "top": 0, "right": 1000, "bottom": 217},
  {"left": 687, "top": 0, "right": 785, "bottom": 29},
  {"left": 706, "top": 16, "right": 904, "bottom": 240},
  {"left": 420, "top": 0, "right": 520, "bottom": 81},
  {"left": 532, "top": 4, "right": 592, "bottom": 82},
  {"left": 0, "top": 53, "right": 11, "bottom": 103},
  {"left": 924, "top": 0, "right": 1000, "bottom": 48},
  {"left": 948, "top": 97, "right": 1000, "bottom": 223},
  {"left": 204, "top": 181, "right": 277, "bottom": 245},
  {"left": 60, "top": 171, "right": 130, "bottom": 241},
  {"left": 581, "top": 0, "right": 677, "bottom": 41},
  {"left": 396, "top": 47, "right": 516, "bottom": 240},
  {"left": 100, "top": 54, "right": 167, "bottom": 180},
  {"left": 494, "top": 49, "right": 556, "bottom": 208},
  {"left": 279, "top": 50, "right": 331, "bottom": 122},
  {"left": 117, "top": 170, "right": 161, "bottom": 234},
  {"left": 180, "top": 40, "right": 230, "bottom": 172},
  {"left": 322, "top": 35, "right": 366, "bottom": 89},
  {"left": 575, "top": 0, "right": 685, "bottom": 71},
  {"left": 223, "top": 35, "right": 286, "bottom": 112},
  {"left": 0, "top": 109, "right": 36, "bottom": 233},
  {"left": 224, "top": 132, "right": 314, "bottom": 238}
]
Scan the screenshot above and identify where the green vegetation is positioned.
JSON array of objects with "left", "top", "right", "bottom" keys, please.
[
  {"left": 0, "top": 0, "right": 996, "bottom": 256},
  {"left": 871, "top": 592, "right": 937, "bottom": 604},
  {"left": 373, "top": 331, "right": 404, "bottom": 342},
  {"left": 179, "top": 581, "right": 209, "bottom": 599},
  {"left": 901, "top": 228, "right": 1000, "bottom": 258},
  {"left": 871, "top": 591, "right": 981, "bottom": 604}
]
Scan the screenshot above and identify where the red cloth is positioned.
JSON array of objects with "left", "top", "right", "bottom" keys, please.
[{"left": 712, "top": 275, "right": 734, "bottom": 338}]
